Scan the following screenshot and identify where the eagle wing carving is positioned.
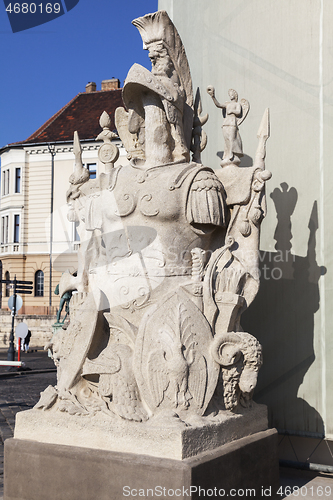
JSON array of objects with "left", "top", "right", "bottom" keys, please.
[
  {"left": 147, "top": 349, "right": 170, "bottom": 407},
  {"left": 187, "top": 354, "right": 207, "bottom": 409}
]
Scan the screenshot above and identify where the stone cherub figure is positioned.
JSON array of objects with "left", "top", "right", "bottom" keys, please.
[
  {"left": 34, "top": 11, "right": 271, "bottom": 434},
  {"left": 207, "top": 86, "right": 249, "bottom": 166}
]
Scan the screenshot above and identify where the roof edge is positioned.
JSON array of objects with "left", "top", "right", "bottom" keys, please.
[
  {"left": 0, "top": 136, "right": 122, "bottom": 156},
  {"left": 23, "top": 93, "right": 81, "bottom": 144}
]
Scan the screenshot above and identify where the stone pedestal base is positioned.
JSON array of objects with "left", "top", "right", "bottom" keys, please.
[
  {"left": 5, "top": 429, "right": 279, "bottom": 500},
  {"left": 14, "top": 403, "right": 268, "bottom": 460}
]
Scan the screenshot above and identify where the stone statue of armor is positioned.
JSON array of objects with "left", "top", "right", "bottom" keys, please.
[
  {"left": 34, "top": 11, "right": 272, "bottom": 444},
  {"left": 66, "top": 160, "right": 225, "bottom": 327}
]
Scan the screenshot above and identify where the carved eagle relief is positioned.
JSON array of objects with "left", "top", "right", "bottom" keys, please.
[
  {"left": 82, "top": 343, "right": 148, "bottom": 422},
  {"left": 133, "top": 292, "right": 220, "bottom": 417},
  {"left": 147, "top": 303, "right": 207, "bottom": 410}
]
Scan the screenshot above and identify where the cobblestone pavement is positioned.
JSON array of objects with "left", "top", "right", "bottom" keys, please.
[{"left": 0, "top": 348, "right": 56, "bottom": 499}]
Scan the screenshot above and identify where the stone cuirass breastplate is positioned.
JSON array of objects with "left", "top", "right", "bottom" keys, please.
[{"left": 81, "top": 162, "right": 224, "bottom": 319}]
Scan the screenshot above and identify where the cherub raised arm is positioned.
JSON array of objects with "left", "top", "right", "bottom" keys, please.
[{"left": 207, "top": 86, "right": 249, "bottom": 166}]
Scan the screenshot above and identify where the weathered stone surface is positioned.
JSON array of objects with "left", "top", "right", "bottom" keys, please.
[
  {"left": 14, "top": 403, "right": 267, "bottom": 460},
  {"left": 13, "top": 10, "right": 272, "bottom": 459}
]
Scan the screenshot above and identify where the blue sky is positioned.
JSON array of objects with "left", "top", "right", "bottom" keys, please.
[{"left": 0, "top": 0, "right": 158, "bottom": 148}]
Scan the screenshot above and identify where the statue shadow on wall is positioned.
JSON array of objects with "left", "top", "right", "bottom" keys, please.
[
  {"left": 217, "top": 151, "right": 253, "bottom": 168},
  {"left": 242, "top": 182, "right": 326, "bottom": 437}
]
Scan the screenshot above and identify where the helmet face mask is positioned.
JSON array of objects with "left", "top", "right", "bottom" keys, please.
[{"left": 147, "top": 42, "right": 174, "bottom": 78}]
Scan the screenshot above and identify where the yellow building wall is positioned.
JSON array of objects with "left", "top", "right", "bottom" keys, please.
[{"left": 0, "top": 252, "right": 78, "bottom": 315}]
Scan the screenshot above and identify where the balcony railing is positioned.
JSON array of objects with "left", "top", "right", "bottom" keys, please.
[
  {"left": 0, "top": 242, "right": 80, "bottom": 254},
  {"left": 0, "top": 243, "right": 21, "bottom": 254}
]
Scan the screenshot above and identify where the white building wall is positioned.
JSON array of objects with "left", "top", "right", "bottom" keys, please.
[
  {"left": 0, "top": 139, "right": 127, "bottom": 313},
  {"left": 159, "top": 0, "right": 333, "bottom": 445}
]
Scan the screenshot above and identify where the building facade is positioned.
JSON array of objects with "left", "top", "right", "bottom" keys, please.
[
  {"left": 0, "top": 78, "right": 126, "bottom": 315},
  {"left": 158, "top": 0, "right": 333, "bottom": 466}
]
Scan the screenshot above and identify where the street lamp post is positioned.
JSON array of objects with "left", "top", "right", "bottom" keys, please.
[
  {"left": 48, "top": 144, "right": 56, "bottom": 314},
  {"left": 7, "top": 276, "right": 17, "bottom": 362}
]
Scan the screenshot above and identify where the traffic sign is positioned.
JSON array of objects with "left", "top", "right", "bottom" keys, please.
[
  {"left": 16, "top": 284, "right": 33, "bottom": 295},
  {"left": 8, "top": 294, "right": 23, "bottom": 312},
  {"left": 15, "top": 322, "right": 28, "bottom": 339},
  {"left": 5, "top": 276, "right": 33, "bottom": 362},
  {"left": 2, "top": 278, "right": 34, "bottom": 294},
  {"left": 1, "top": 279, "right": 33, "bottom": 285}
]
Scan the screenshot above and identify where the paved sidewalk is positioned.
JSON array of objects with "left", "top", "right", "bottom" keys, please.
[
  {"left": 280, "top": 467, "right": 333, "bottom": 498},
  {"left": 0, "top": 348, "right": 56, "bottom": 499},
  {"left": 0, "top": 349, "right": 332, "bottom": 499}
]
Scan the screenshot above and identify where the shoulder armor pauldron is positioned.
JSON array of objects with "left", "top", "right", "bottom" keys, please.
[
  {"left": 191, "top": 170, "right": 224, "bottom": 193},
  {"left": 168, "top": 163, "right": 213, "bottom": 191}
]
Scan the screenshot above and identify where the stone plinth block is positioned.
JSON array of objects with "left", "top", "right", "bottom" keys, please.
[
  {"left": 5, "top": 429, "right": 279, "bottom": 500},
  {"left": 14, "top": 403, "right": 268, "bottom": 460}
]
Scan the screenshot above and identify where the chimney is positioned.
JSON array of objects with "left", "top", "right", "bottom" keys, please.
[
  {"left": 85, "top": 82, "right": 96, "bottom": 93},
  {"left": 101, "top": 78, "right": 120, "bottom": 91}
]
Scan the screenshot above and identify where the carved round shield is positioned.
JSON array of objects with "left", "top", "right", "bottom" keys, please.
[
  {"left": 57, "top": 292, "right": 99, "bottom": 393},
  {"left": 98, "top": 143, "right": 119, "bottom": 164},
  {"left": 133, "top": 290, "right": 220, "bottom": 416}
]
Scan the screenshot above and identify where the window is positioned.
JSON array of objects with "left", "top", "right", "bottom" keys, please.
[
  {"left": 5, "top": 216, "right": 8, "bottom": 243},
  {"left": 87, "top": 163, "right": 97, "bottom": 179},
  {"left": 5, "top": 271, "right": 10, "bottom": 297},
  {"left": 15, "top": 168, "right": 21, "bottom": 193},
  {"left": 13, "top": 215, "right": 20, "bottom": 243},
  {"left": 35, "top": 270, "right": 44, "bottom": 297},
  {"left": 2, "top": 169, "right": 9, "bottom": 196},
  {"left": 1, "top": 216, "right": 9, "bottom": 244}
]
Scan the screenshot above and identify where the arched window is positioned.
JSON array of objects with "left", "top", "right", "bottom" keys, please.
[
  {"left": 35, "top": 270, "right": 44, "bottom": 297},
  {"left": 5, "top": 271, "right": 10, "bottom": 297}
]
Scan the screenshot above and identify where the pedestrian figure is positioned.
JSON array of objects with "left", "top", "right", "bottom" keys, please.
[
  {"left": 24, "top": 329, "right": 31, "bottom": 353},
  {"left": 16, "top": 339, "right": 24, "bottom": 352}
]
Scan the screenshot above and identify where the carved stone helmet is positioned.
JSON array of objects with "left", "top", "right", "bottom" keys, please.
[{"left": 123, "top": 11, "right": 194, "bottom": 157}]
